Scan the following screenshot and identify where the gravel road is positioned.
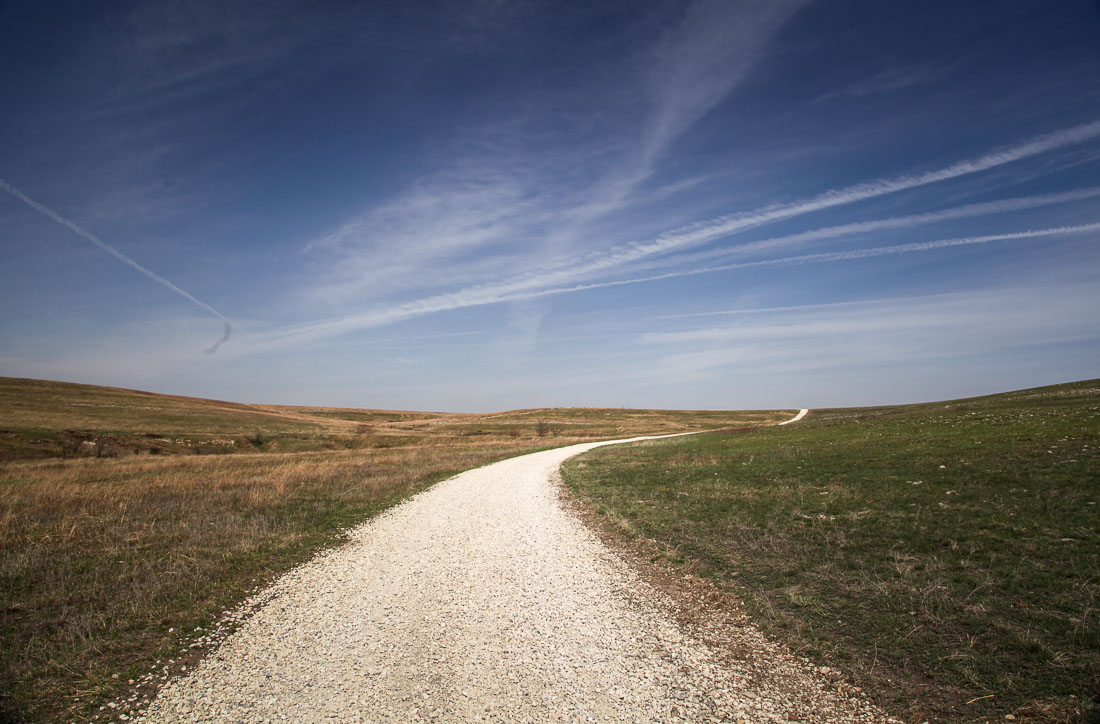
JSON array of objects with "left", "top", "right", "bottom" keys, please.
[{"left": 143, "top": 431, "right": 892, "bottom": 723}]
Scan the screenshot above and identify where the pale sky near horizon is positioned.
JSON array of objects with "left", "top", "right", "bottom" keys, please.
[{"left": 1, "top": 0, "right": 1099, "bottom": 411}]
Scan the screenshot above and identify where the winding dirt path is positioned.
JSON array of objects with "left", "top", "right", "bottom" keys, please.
[
  {"left": 778, "top": 408, "right": 809, "bottom": 425},
  {"left": 144, "top": 426, "right": 890, "bottom": 723}
]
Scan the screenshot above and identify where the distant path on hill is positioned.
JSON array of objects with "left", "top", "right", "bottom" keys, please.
[
  {"left": 778, "top": 408, "right": 810, "bottom": 425},
  {"left": 144, "top": 426, "right": 887, "bottom": 724}
]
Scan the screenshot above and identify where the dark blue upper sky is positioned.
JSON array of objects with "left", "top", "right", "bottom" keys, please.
[{"left": 2, "top": 0, "right": 1098, "bottom": 409}]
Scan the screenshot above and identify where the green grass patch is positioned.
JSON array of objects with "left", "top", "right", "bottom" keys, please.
[{"left": 562, "top": 379, "right": 1100, "bottom": 723}]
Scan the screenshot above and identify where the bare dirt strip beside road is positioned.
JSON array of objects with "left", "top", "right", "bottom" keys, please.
[{"left": 143, "top": 425, "right": 892, "bottom": 723}]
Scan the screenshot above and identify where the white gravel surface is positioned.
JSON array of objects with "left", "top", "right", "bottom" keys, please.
[
  {"left": 142, "top": 432, "right": 892, "bottom": 723},
  {"left": 777, "top": 409, "right": 809, "bottom": 425}
]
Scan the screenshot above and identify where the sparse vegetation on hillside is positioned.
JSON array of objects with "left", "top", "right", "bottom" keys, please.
[
  {"left": 0, "top": 376, "right": 785, "bottom": 722},
  {"left": 562, "top": 379, "right": 1100, "bottom": 723},
  {"left": 0, "top": 377, "right": 782, "bottom": 462}
]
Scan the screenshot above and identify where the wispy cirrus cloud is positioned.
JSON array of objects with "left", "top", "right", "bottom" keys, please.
[
  {"left": 642, "top": 283, "right": 1100, "bottom": 380},
  {"left": 303, "top": 161, "right": 554, "bottom": 301},
  {"left": 352, "top": 119, "right": 1100, "bottom": 309},
  {"left": 640, "top": 0, "right": 811, "bottom": 167},
  {"left": 621, "top": 185, "right": 1100, "bottom": 272},
  {"left": 574, "top": 221, "right": 1100, "bottom": 294},
  {"left": 811, "top": 64, "right": 942, "bottom": 105},
  {"left": 263, "top": 120, "right": 1100, "bottom": 353},
  {"left": 301, "top": 0, "right": 812, "bottom": 306},
  {"left": 614, "top": 119, "right": 1100, "bottom": 260},
  {"left": 243, "top": 217, "right": 1100, "bottom": 355}
]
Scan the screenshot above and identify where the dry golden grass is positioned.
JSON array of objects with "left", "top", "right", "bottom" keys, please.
[
  {"left": 1, "top": 441, "right": 550, "bottom": 722},
  {"left": 0, "top": 376, "right": 788, "bottom": 462},
  {"left": 0, "top": 376, "right": 787, "bottom": 721},
  {"left": 0, "top": 376, "right": 340, "bottom": 437}
]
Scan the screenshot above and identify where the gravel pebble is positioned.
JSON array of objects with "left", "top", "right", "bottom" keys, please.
[{"left": 141, "top": 435, "right": 896, "bottom": 723}]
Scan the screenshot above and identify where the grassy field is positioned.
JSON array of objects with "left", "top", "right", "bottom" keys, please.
[
  {"left": 562, "top": 379, "right": 1100, "bottom": 723},
  {"left": 0, "top": 377, "right": 777, "bottom": 462},
  {"left": 0, "top": 376, "right": 786, "bottom": 722}
]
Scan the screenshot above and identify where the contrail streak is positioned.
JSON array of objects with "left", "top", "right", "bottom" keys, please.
[{"left": 0, "top": 178, "right": 233, "bottom": 353}]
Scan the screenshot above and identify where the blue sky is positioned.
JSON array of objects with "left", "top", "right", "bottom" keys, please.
[{"left": 1, "top": 0, "right": 1099, "bottom": 411}]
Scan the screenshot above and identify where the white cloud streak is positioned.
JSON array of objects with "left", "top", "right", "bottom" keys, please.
[
  {"left": 250, "top": 120, "right": 1100, "bottom": 352},
  {"left": 303, "top": 0, "right": 812, "bottom": 305},
  {"left": 610, "top": 119, "right": 1100, "bottom": 262},
  {"left": 641, "top": 0, "right": 811, "bottom": 166},
  {"left": 572, "top": 221, "right": 1100, "bottom": 292},
  {"left": 628, "top": 186, "right": 1100, "bottom": 270},
  {"left": 641, "top": 283, "right": 1100, "bottom": 381},
  {"left": 334, "top": 121, "right": 1100, "bottom": 315},
  {"left": 652, "top": 295, "right": 955, "bottom": 320},
  {"left": 245, "top": 219, "right": 1099, "bottom": 355},
  {"left": 0, "top": 177, "right": 233, "bottom": 353},
  {"left": 811, "top": 65, "right": 940, "bottom": 104}
]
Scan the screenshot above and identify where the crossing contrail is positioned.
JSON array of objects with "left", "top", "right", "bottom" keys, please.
[{"left": 1, "top": 178, "right": 233, "bottom": 353}]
